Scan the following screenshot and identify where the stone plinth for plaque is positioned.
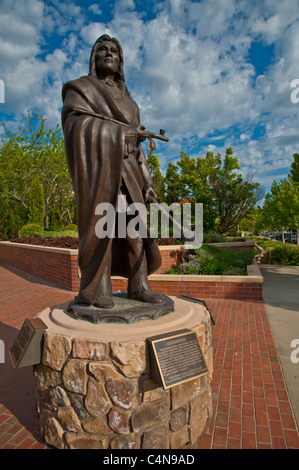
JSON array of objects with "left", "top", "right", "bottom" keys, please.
[{"left": 33, "top": 296, "right": 213, "bottom": 449}]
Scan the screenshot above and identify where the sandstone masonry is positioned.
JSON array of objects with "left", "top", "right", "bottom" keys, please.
[{"left": 33, "top": 314, "right": 213, "bottom": 449}]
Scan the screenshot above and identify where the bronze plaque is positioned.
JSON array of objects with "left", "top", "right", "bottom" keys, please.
[
  {"left": 10, "top": 318, "right": 47, "bottom": 368},
  {"left": 147, "top": 329, "right": 209, "bottom": 389}
]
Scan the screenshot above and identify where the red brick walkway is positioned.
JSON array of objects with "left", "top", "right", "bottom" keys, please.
[{"left": 0, "top": 263, "right": 298, "bottom": 449}]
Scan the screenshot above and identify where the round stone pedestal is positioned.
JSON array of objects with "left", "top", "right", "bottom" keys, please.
[{"left": 33, "top": 296, "right": 213, "bottom": 449}]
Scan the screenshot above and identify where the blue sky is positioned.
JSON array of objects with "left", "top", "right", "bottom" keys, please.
[{"left": 1, "top": 0, "right": 299, "bottom": 197}]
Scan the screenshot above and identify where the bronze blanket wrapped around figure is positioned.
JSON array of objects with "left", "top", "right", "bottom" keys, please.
[{"left": 61, "top": 34, "right": 173, "bottom": 322}]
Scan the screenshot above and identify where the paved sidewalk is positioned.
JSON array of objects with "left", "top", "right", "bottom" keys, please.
[
  {"left": 0, "top": 263, "right": 298, "bottom": 449},
  {"left": 260, "top": 265, "right": 299, "bottom": 430}
]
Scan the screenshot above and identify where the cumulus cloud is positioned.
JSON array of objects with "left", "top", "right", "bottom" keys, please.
[
  {"left": 88, "top": 4, "right": 102, "bottom": 16},
  {"left": 0, "top": 0, "right": 299, "bottom": 191}
]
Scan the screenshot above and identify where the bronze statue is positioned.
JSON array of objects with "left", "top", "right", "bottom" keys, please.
[{"left": 61, "top": 34, "right": 171, "bottom": 318}]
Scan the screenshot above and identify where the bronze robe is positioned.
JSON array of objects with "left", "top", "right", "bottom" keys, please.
[{"left": 61, "top": 75, "right": 161, "bottom": 304}]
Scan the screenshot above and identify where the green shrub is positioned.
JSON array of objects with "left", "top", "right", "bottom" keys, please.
[
  {"left": 199, "top": 257, "right": 228, "bottom": 275},
  {"left": 254, "top": 238, "right": 281, "bottom": 251},
  {"left": 223, "top": 267, "right": 246, "bottom": 275},
  {"left": 270, "top": 246, "right": 299, "bottom": 266},
  {"left": 203, "top": 231, "right": 226, "bottom": 243},
  {"left": 226, "top": 230, "right": 241, "bottom": 237},
  {"left": 167, "top": 244, "right": 254, "bottom": 275},
  {"left": 36, "top": 229, "right": 78, "bottom": 238},
  {"left": 63, "top": 224, "right": 78, "bottom": 231},
  {"left": 20, "top": 223, "right": 43, "bottom": 237},
  {"left": 49, "top": 202, "right": 61, "bottom": 231}
]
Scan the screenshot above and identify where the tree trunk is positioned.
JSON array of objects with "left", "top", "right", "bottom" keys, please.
[{"left": 44, "top": 200, "right": 49, "bottom": 230}]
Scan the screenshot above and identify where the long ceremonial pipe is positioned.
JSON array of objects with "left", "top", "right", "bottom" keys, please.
[{"left": 71, "top": 108, "right": 169, "bottom": 142}]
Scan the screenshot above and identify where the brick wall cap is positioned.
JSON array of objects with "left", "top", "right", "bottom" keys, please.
[
  {"left": 207, "top": 240, "right": 255, "bottom": 248},
  {"left": 112, "top": 269, "right": 263, "bottom": 284},
  {"left": 157, "top": 244, "right": 184, "bottom": 251},
  {"left": 0, "top": 241, "right": 78, "bottom": 255}
]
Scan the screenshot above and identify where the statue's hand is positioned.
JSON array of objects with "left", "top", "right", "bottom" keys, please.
[
  {"left": 124, "top": 126, "right": 147, "bottom": 155},
  {"left": 144, "top": 185, "right": 157, "bottom": 203},
  {"left": 134, "top": 125, "right": 147, "bottom": 143},
  {"left": 125, "top": 125, "right": 147, "bottom": 143}
]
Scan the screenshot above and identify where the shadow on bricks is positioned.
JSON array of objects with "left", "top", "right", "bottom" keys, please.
[{"left": 0, "top": 321, "right": 45, "bottom": 444}]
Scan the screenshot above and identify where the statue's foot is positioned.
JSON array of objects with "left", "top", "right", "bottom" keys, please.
[
  {"left": 74, "top": 293, "right": 114, "bottom": 309},
  {"left": 128, "top": 290, "right": 163, "bottom": 304},
  {"left": 74, "top": 293, "right": 90, "bottom": 305},
  {"left": 94, "top": 295, "right": 114, "bottom": 309}
]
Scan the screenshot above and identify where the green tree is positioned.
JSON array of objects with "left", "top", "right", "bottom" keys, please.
[
  {"left": 0, "top": 195, "right": 27, "bottom": 239},
  {"left": 209, "top": 148, "right": 263, "bottom": 233},
  {"left": 239, "top": 207, "right": 263, "bottom": 234},
  {"left": 27, "top": 178, "right": 45, "bottom": 226},
  {"left": 290, "top": 153, "right": 299, "bottom": 183},
  {"left": 163, "top": 148, "right": 261, "bottom": 233},
  {"left": 147, "top": 154, "right": 166, "bottom": 202},
  {"left": 257, "top": 154, "right": 299, "bottom": 244},
  {"left": 0, "top": 111, "right": 75, "bottom": 234},
  {"left": 259, "top": 178, "right": 299, "bottom": 237},
  {"left": 177, "top": 151, "right": 218, "bottom": 230},
  {"left": 49, "top": 200, "right": 62, "bottom": 231},
  {"left": 165, "top": 161, "right": 181, "bottom": 204}
]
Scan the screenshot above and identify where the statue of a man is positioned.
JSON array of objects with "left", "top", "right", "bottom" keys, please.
[{"left": 61, "top": 34, "right": 163, "bottom": 309}]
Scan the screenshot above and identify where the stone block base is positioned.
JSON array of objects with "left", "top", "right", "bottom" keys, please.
[{"left": 33, "top": 297, "right": 213, "bottom": 449}]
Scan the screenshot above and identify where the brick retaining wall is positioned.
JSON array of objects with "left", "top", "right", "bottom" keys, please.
[
  {"left": 0, "top": 240, "right": 262, "bottom": 300},
  {"left": 0, "top": 242, "right": 80, "bottom": 292},
  {"left": 112, "top": 270, "right": 263, "bottom": 301}
]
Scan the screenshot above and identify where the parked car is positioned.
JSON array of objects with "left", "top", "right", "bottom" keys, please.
[
  {"left": 284, "top": 234, "right": 298, "bottom": 244},
  {"left": 291, "top": 235, "right": 298, "bottom": 244}
]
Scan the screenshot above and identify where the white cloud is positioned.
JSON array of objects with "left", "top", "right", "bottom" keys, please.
[
  {"left": 88, "top": 4, "right": 102, "bottom": 16},
  {"left": 80, "top": 22, "right": 112, "bottom": 45},
  {"left": 0, "top": 0, "right": 299, "bottom": 194},
  {"left": 125, "top": 6, "right": 257, "bottom": 138},
  {"left": 113, "top": 0, "right": 136, "bottom": 13}
]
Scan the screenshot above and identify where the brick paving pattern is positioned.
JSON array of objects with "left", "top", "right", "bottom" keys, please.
[{"left": 0, "top": 263, "right": 298, "bottom": 449}]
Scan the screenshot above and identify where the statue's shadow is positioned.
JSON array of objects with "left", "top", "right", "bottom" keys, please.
[{"left": 0, "top": 321, "right": 46, "bottom": 445}]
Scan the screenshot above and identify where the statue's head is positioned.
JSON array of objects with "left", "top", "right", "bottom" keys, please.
[{"left": 89, "top": 34, "right": 126, "bottom": 86}]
